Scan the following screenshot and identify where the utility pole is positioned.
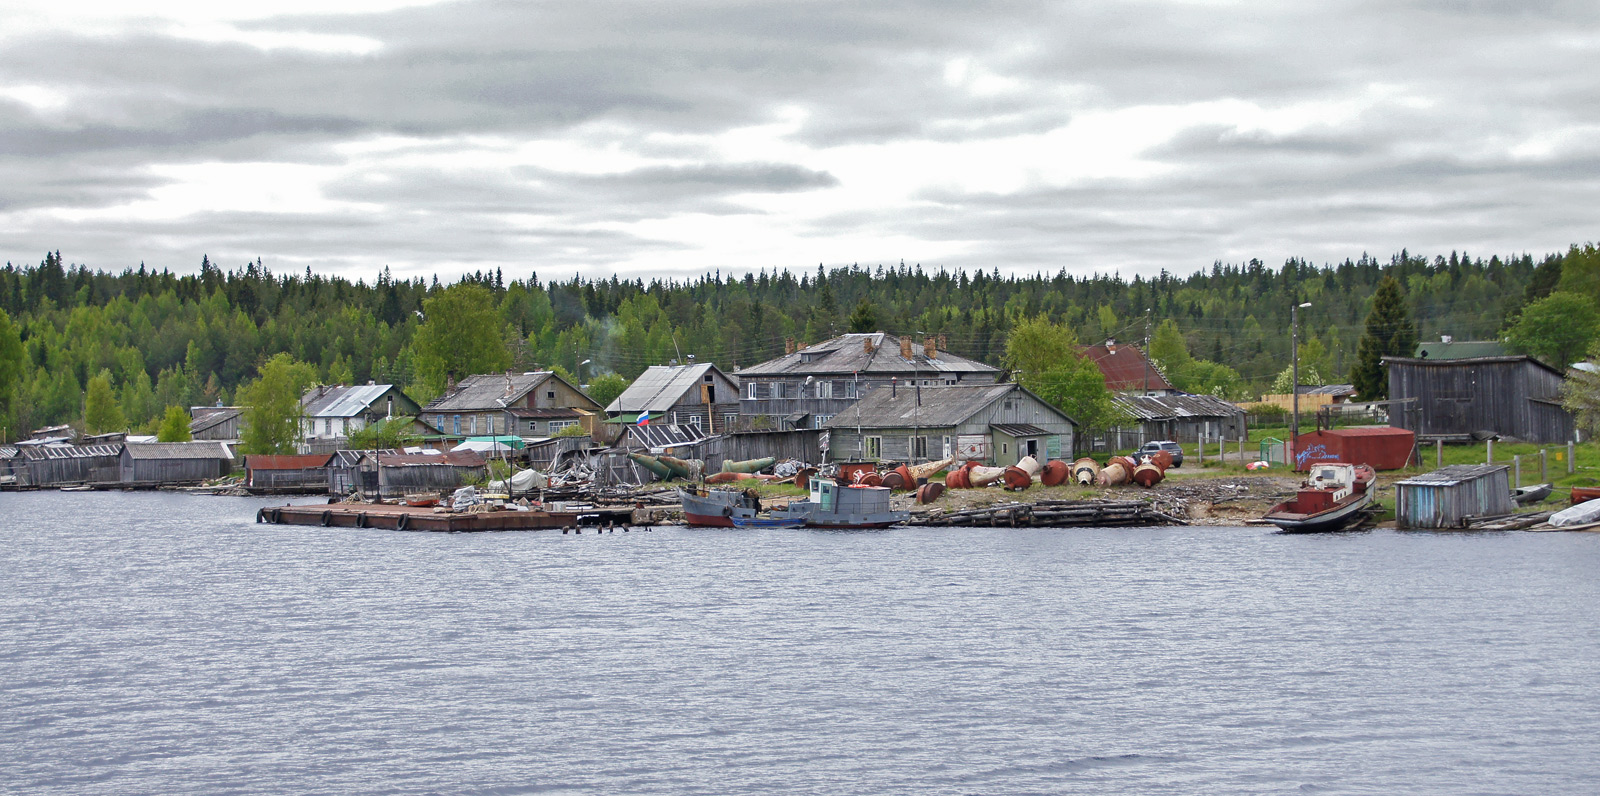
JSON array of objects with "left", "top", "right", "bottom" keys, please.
[
  {"left": 1291, "top": 301, "right": 1312, "bottom": 459},
  {"left": 1143, "top": 308, "right": 1152, "bottom": 395}
]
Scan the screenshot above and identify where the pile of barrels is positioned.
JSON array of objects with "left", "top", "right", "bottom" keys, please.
[{"left": 942, "top": 450, "right": 1172, "bottom": 491}]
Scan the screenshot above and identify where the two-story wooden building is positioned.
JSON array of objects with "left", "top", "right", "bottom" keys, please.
[
  {"left": 821, "top": 383, "right": 1077, "bottom": 465},
  {"left": 301, "top": 383, "right": 422, "bottom": 445},
  {"left": 422, "top": 371, "right": 600, "bottom": 439},
  {"left": 734, "top": 332, "right": 1001, "bottom": 431},
  {"left": 604, "top": 363, "right": 742, "bottom": 435}
]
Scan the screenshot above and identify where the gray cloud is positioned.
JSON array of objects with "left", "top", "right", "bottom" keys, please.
[{"left": 2, "top": 0, "right": 1600, "bottom": 279}]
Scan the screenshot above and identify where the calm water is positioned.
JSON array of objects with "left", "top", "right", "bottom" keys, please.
[{"left": 3, "top": 492, "right": 1599, "bottom": 795}]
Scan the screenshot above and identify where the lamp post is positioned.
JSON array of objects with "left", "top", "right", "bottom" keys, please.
[{"left": 1291, "top": 301, "right": 1312, "bottom": 457}]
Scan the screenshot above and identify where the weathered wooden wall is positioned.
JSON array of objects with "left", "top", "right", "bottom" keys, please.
[{"left": 1388, "top": 358, "right": 1573, "bottom": 443}]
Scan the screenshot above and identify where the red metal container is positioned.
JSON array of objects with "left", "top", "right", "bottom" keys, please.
[
  {"left": 1291, "top": 427, "right": 1416, "bottom": 471},
  {"left": 1039, "top": 460, "right": 1070, "bottom": 486}
]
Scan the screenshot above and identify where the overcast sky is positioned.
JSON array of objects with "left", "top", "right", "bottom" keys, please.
[{"left": 2, "top": 0, "right": 1597, "bottom": 282}]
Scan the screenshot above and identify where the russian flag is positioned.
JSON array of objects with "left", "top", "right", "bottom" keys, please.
[{"left": 637, "top": 410, "right": 651, "bottom": 426}]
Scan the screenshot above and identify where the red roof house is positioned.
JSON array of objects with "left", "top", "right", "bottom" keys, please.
[{"left": 1079, "top": 342, "right": 1175, "bottom": 395}]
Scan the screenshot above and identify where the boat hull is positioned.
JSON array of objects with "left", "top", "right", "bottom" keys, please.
[{"left": 1264, "top": 491, "right": 1373, "bottom": 533}]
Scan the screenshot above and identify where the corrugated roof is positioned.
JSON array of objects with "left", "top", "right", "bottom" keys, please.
[
  {"left": 823, "top": 384, "right": 1029, "bottom": 429},
  {"left": 1311, "top": 426, "right": 1415, "bottom": 438},
  {"left": 1382, "top": 354, "right": 1564, "bottom": 377},
  {"left": 123, "top": 442, "right": 233, "bottom": 460},
  {"left": 734, "top": 333, "right": 999, "bottom": 377},
  {"left": 1080, "top": 344, "right": 1173, "bottom": 392},
  {"left": 627, "top": 423, "right": 710, "bottom": 448},
  {"left": 302, "top": 384, "right": 406, "bottom": 418},
  {"left": 1415, "top": 340, "right": 1507, "bottom": 360},
  {"left": 1115, "top": 394, "right": 1245, "bottom": 421},
  {"left": 1298, "top": 384, "right": 1356, "bottom": 396},
  {"left": 0, "top": 446, "right": 18, "bottom": 459},
  {"left": 245, "top": 454, "right": 334, "bottom": 471},
  {"left": 423, "top": 372, "right": 550, "bottom": 412},
  {"left": 606, "top": 364, "right": 727, "bottom": 414},
  {"left": 992, "top": 423, "right": 1051, "bottom": 437},
  {"left": 22, "top": 444, "right": 123, "bottom": 460},
  {"left": 1396, "top": 464, "right": 1508, "bottom": 487}
]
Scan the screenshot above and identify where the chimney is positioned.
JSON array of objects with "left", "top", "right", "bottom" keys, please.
[
  {"left": 925, "top": 336, "right": 938, "bottom": 360},
  {"left": 785, "top": 337, "right": 796, "bottom": 355},
  {"left": 938, "top": 334, "right": 947, "bottom": 351},
  {"left": 863, "top": 336, "right": 873, "bottom": 355},
  {"left": 1441, "top": 334, "right": 1453, "bottom": 343},
  {"left": 798, "top": 342, "right": 807, "bottom": 350},
  {"left": 1106, "top": 338, "right": 1116, "bottom": 348},
  {"left": 900, "top": 337, "right": 913, "bottom": 359}
]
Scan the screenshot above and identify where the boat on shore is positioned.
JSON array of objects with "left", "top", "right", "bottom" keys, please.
[
  {"left": 1263, "top": 463, "right": 1376, "bottom": 533},
  {"left": 1512, "top": 483, "right": 1552, "bottom": 505},
  {"left": 796, "top": 478, "right": 908, "bottom": 529}
]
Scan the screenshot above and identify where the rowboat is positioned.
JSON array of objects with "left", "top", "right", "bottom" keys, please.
[{"left": 1263, "top": 463, "right": 1376, "bottom": 533}]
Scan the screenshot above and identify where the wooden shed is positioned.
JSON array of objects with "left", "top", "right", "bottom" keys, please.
[
  {"left": 0, "top": 446, "right": 25, "bottom": 485},
  {"left": 1394, "top": 465, "right": 1514, "bottom": 529},
  {"left": 373, "top": 450, "right": 486, "bottom": 499},
  {"left": 1114, "top": 394, "right": 1246, "bottom": 442},
  {"left": 120, "top": 442, "right": 234, "bottom": 485},
  {"left": 245, "top": 454, "right": 333, "bottom": 490},
  {"left": 822, "top": 383, "right": 1076, "bottom": 465},
  {"left": 21, "top": 444, "right": 124, "bottom": 486},
  {"left": 1384, "top": 355, "right": 1574, "bottom": 443}
]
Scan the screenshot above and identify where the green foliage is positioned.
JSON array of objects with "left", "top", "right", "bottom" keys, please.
[
  {"left": 411, "top": 284, "right": 512, "bottom": 393},
  {"left": 238, "top": 354, "right": 318, "bottom": 454},
  {"left": 585, "top": 372, "right": 630, "bottom": 409},
  {"left": 847, "top": 298, "right": 878, "bottom": 333},
  {"left": 346, "top": 415, "right": 418, "bottom": 450},
  {"left": 1504, "top": 291, "right": 1600, "bottom": 370},
  {"left": 1557, "top": 243, "right": 1600, "bottom": 300},
  {"left": 84, "top": 369, "right": 127, "bottom": 433},
  {"left": 1562, "top": 339, "right": 1600, "bottom": 438},
  {"left": 553, "top": 423, "right": 590, "bottom": 438},
  {"left": 0, "top": 309, "right": 23, "bottom": 438},
  {"left": 156, "top": 405, "right": 193, "bottom": 442},
  {"left": 1003, "top": 315, "right": 1122, "bottom": 429},
  {"left": 1147, "top": 319, "right": 1191, "bottom": 376},
  {"left": 1351, "top": 276, "right": 1417, "bottom": 400}
]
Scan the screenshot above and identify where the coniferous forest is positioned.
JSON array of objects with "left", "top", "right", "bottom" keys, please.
[{"left": 0, "top": 245, "right": 1590, "bottom": 441}]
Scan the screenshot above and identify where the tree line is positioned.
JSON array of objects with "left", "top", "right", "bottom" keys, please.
[{"left": 1, "top": 243, "right": 1596, "bottom": 444}]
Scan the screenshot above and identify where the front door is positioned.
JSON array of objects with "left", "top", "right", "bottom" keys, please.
[{"left": 1025, "top": 438, "right": 1039, "bottom": 461}]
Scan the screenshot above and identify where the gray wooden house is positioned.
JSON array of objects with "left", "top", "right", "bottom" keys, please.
[
  {"left": 301, "top": 383, "right": 421, "bottom": 445},
  {"left": 822, "top": 383, "right": 1076, "bottom": 465},
  {"left": 1114, "top": 394, "right": 1247, "bottom": 443},
  {"left": 0, "top": 446, "right": 24, "bottom": 485},
  {"left": 120, "top": 442, "right": 234, "bottom": 485},
  {"left": 245, "top": 454, "right": 334, "bottom": 490},
  {"left": 371, "top": 450, "right": 486, "bottom": 499},
  {"left": 734, "top": 332, "right": 1000, "bottom": 431},
  {"left": 190, "top": 407, "right": 244, "bottom": 440},
  {"left": 605, "top": 363, "right": 741, "bottom": 435},
  {"left": 423, "top": 371, "right": 600, "bottom": 439},
  {"left": 1384, "top": 355, "right": 1575, "bottom": 443}
]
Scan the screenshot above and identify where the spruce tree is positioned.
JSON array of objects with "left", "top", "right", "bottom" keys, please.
[{"left": 1350, "top": 275, "right": 1417, "bottom": 400}]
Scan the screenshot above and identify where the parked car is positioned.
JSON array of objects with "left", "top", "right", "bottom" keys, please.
[{"left": 1138, "top": 440, "right": 1184, "bottom": 468}]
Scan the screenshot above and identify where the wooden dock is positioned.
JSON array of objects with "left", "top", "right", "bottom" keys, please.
[
  {"left": 257, "top": 503, "right": 637, "bottom": 532},
  {"left": 909, "top": 499, "right": 1184, "bottom": 528}
]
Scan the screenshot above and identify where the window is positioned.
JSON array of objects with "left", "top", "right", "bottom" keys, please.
[
  {"left": 943, "top": 436, "right": 952, "bottom": 457},
  {"left": 818, "top": 381, "right": 832, "bottom": 399},
  {"left": 747, "top": 382, "right": 759, "bottom": 400},
  {"left": 865, "top": 436, "right": 882, "bottom": 459},
  {"left": 724, "top": 413, "right": 738, "bottom": 429},
  {"left": 910, "top": 435, "right": 928, "bottom": 459},
  {"left": 486, "top": 415, "right": 495, "bottom": 435},
  {"left": 452, "top": 415, "right": 461, "bottom": 435},
  {"left": 813, "top": 414, "right": 833, "bottom": 429},
  {"left": 548, "top": 420, "right": 578, "bottom": 433},
  {"left": 323, "top": 418, "right": 332, "bottom": 435},
  {"left": 527, "top": 420, "right": 539, "bottom": 433},
  {"left": 547, "top": 391, "right": 556, "bottom": 399},
  {"left": 689, "top": 415, "right": 702, "bottom": 429}
]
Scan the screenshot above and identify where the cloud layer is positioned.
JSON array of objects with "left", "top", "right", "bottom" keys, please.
[{"left": 3, "top": 0, "right": 1599, "bottom": 279}]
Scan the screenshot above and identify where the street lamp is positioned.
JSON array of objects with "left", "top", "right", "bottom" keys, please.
[{"left": 1291, "top": 301, "right": 1312, "bottom": 457}]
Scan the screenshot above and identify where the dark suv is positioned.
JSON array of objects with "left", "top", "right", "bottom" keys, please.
[{"left": 1138, "top": 440, "right": 1184, "bottom": 468}]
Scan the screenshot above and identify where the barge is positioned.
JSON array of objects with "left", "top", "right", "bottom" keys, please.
[{"left": 256, "top": 502, "right": 636, "bottom": 532}]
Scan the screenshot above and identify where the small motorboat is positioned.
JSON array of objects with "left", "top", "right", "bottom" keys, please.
[
  {"left": 1263, "top": 463, "right": 1376, "bottom": 533},
  {"left": 1511, "top": 483, "right": 1553, "bottom": 505},
  {"left": 729, "top": 502, "right": 814, "bottom": 529},
  {"left": 403, "top": 493, "right": 440, "bottom": 508},
  {"left": 794, "top": 477, "right": 908, "bottom": 529},
  {"left": 678, "top": 487, "right": 761, "bottom": 527},
  {"left": 1570, "top": 486, "right": 1600, "bottom": 506}
]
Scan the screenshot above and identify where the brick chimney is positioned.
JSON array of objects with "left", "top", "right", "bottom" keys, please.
[
  {"left": 938, "top": 334, "right": 947, "bottom": 351},
  {"left": 785, "top": 337, "right": 796, "bottom": 355},
  {"left": 900, "top": 337, "right": 913, "bottom": 359},
  {"left": 925, "top": 336, "right": 938, "bottom": 359},
  {"left": 863, "top": 336, "right": 873, "bottom": 355}
]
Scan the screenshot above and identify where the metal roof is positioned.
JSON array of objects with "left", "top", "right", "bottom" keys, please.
[
  {"left": 626, "top": 423, "right": 710, "bottom": 449},
  {"left": 123, "top": 442, "right": 233, "bottom": 460},
  {"left": 1306, "top": 426, "right": 1415, "bottom": 438},
  {"left": 1382, "top": 354, "right": 1565, "bottom": 377},
  {"left": 606, "top": 364, "right": 729, "bottom": 414},
  {"left": 1297, "top": 384, "right": 1356, "bottom": 396},
  {"left": 508, "top": 407, "right": 582, "bottom": 419},
  {"left": 822, "top": 384, "right": 1060, "bottom": 429},
  {"left": 1396, "top": 464, "right": 1509, "bottom": 487},
  {"left": 1115, "top": 394, "right": 1245, "bottom": 421},
  {"left": 992, "top": 423, "right": 1051, "bottom": 437},
  {"left": 375, "top": 451, "right": 486, "bottom": 468},
  {"left": 423, "top": 372, "right": 551, "bottom": 412},
  {"left": 302, "top": 384, "right": 408, "bottom": 418},
  {"left": 1079, "top": 344, "right": 1173, "bottom": 392},
  {"left": 0, "top": 446, "right": 19, "bottom": 459},
  {"left": 1415, "top": 340, "right": 1507, "bottom": 360},
  {"left": 734, "top": 333, "right": 999, "bottom": 377}
]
